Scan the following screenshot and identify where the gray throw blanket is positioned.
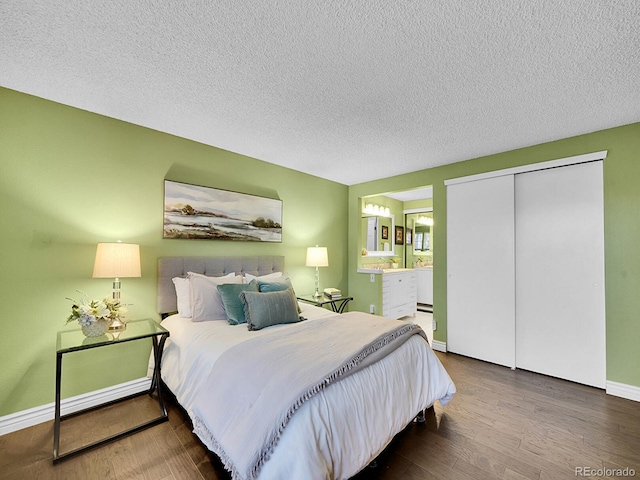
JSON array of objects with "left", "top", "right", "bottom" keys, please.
[{"left": 192, "top": 312, "right": 427, "bottom": 480}]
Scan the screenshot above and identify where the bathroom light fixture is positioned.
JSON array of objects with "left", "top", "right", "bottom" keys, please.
[
  {"left": 362, "top": 203, "right": 391, "bottom": 217},
  {"left": 306, "top": 245, "right": 328, "bottom": 298}
]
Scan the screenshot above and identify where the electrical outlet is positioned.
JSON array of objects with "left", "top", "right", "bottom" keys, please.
[
  {"left": 370, "top": 273, "right": 375, "bottom": 283},
  {"left": 370, "top": 304, "right": 375, "bottom": 314},
  {"left": 432, "top": 319, "right": 437, "bottom": 331}
]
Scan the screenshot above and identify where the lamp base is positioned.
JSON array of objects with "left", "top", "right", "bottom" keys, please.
[
  {"left": 313, "top": 266, "right": 322, "bottom": 298},
  {"left": 108, "top": 318, "right": 127, "bottom": 331}
]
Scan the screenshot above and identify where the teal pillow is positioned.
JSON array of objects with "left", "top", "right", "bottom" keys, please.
[
  {"left": 256, "top": 277, "right": 293, "bottom": 293},
  {"left": 239, "top": 288, "right": 304, "bottom": 331},
  {"left": 217, "top": 282, "right": 259, "bottom": 325},
  {"left": 256, "top": 278, "right": 301, "bottom": 312}
]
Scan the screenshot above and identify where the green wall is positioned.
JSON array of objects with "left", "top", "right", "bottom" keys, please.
[
  {"left": 2, "top": 85, "right": 638, "bottom": 420},
  {"left": 404, "top": 198, "right": 433, "bottom": 211},
  {"left": 0, "top": 88, "right": 348, "bottom": 417},
  {"left": 349, "top": 122, "right": 640, "bottom": 389}
]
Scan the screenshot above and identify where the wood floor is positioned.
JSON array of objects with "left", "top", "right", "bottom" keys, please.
[{"left": 1, "top": 351, "right": 639, "bottom": 480}]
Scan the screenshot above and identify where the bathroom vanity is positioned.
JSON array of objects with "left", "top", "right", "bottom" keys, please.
[
  {"left": 357, "top": 268, "right": 417, "bottom": 319},
  {"left": 415, "top": 266, "right": 433, "bottom": 305},
  {"left": 382, "top": 269, "right": 417, "bottom": 318}
]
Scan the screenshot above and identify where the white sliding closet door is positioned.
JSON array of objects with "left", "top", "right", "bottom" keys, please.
[
  {"left": 515, "top": 161, "right": 605, "bottom": 388},
  {"left": 447, "top": 175, "right": 516, "bottom": 367}
]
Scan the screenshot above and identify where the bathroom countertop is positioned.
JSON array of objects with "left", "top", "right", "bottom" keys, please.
[{"left": 357, "top": 267, "right": 414, "bottom": 274}]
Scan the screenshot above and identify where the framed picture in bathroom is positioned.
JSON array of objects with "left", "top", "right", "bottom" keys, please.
[
  {"left": 394, "top": 225, "right": 404, "bottom": 245},
  {"left": 381, "top": 225, "right": 389, "bottom": 240}
]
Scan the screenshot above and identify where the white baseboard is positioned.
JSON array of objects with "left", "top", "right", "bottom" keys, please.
[
  {"left": 0, "top": 377, "right": 151, "bottom": 437},
  {"left": 606, "top": 380, "right": 640, "bottom": 403},
  {"left": 431, "top": 340, "right": 447, "bottom": 352}
]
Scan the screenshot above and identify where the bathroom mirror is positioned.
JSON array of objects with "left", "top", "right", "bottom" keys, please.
[
  {"left": 361, "top": 214, "right": 395, "bottom": 257},
  {"left": 411, "top": 212, "right": 432, "bottom": 252},
  {"left": 405, "top": 209, "right": 433, "bottom": 267}
]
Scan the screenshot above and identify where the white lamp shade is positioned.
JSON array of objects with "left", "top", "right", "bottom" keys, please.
[
  {"left": 306, "top": 246, "right": 328, "bottom": 267},
  {"left": 92, "top": 243, "right": 141, "bottom": 278}
]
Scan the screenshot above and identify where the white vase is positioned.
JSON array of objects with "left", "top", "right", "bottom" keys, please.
[{"left": 82, "top": 319, "right": 109, "bottom": 337}]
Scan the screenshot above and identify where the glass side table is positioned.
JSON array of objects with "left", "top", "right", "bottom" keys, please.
[
  {"left": 297, "top": 294, "right": 354, "bottom": 313},
  {"left": 53, "top": 318, "right": 169, "bottom": 463}
]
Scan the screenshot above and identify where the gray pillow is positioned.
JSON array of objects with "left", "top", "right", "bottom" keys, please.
[
  {"left": 256, "top": 278, "right": 301, "bottom": 313},
  {"left": 239, "top": 288, "right": 304, "bottom": 331},
  {"left": 217, "top": 282, "right": 259, "bottom": 325}
]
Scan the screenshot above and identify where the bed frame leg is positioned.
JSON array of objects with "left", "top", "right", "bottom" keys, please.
[{"left": 415, "top": 409, "right": 426, "bottom": 423}]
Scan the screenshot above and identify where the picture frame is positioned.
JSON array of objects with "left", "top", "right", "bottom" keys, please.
[
  {"left": 163, "top": 180, "right": 282, "bottom": 242},
  {"left": 406, "top": 228, "right": 412, "bottom": 245},
  {"left": 394, "top": 225, "right": 404, "bottom": 245},
  {"left": 381, "top": 225, "right": 389, "bottom": 240}
]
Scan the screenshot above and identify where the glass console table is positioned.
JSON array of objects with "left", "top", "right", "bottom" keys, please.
[
  {"left": 297, "top": 294, "right": 354, "bottom": 313},
  {"left": 53, "top": 318, "right": 169, "bottom": 463}
]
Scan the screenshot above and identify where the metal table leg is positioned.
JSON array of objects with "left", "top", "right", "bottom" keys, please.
[{"left": 53, "top": 352, "right": 62, "bottom": 462}]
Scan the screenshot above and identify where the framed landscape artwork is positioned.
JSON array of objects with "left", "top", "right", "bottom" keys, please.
[{"left": 163, "top": 180, "right": 282, "bottom": 242}]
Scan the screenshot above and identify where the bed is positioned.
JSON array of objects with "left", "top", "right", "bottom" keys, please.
[{"left": 155, "top": 255, "right": 455, "bottom": 480}]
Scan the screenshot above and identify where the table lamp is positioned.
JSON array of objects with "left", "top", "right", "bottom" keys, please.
[
  {"left": 92, "top": 242, "right": 141, "bottom": 330},
  {"left": 306, "top": 245, "right": 328, "bottom": 298}
]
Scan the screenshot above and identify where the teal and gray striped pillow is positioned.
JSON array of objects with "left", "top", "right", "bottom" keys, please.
[{"left": 239, "top": 288, "right": 304, "bottom": 331}]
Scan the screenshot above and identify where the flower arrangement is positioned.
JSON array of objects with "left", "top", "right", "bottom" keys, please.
[
  {"left": 391, "top": 257, "right": 399, "bottom": 264},
  {"left": 66, "top": 292, "right": 126, "bottom": 327}
]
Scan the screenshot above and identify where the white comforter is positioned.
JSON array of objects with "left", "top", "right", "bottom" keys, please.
[{"left": 157, "top": 303, "right": 455, "bottom": 480}]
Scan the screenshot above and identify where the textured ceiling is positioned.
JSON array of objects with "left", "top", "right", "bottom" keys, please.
[{"left": 1, "top": 1, "right": 639, "bottom": 185}]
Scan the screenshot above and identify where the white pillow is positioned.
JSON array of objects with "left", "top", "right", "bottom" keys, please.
[
  {"left": 243, "top": 271, "right": 286, "bottom": 283},
  {"left": 188, "top": 272, "right": 243, "bottom": 322},
  {"left": 172, "top": 272, "right": 237, "bottom": 318},
  {"left": 172, "top": 277, "right": 192, "bottom": 318}
]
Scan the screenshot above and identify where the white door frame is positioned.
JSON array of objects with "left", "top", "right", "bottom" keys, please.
[{"left": 444, "top": 151, "right": 607, "bottom": 187}]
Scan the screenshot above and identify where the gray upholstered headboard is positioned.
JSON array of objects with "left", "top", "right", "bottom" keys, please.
[{"left": 157, "top": 255, "right": 285, "bottom": 315}]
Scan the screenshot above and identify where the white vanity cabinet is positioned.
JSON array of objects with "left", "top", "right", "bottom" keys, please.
[
  {"left": 382, "top": 270, "right": 417, "bottom": 319},
  {"left": 415, "top": 267, "right": 433, "bottom": 305}
]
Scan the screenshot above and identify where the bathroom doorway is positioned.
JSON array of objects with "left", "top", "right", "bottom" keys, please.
[{"left": 405, "top": 209, "right": 433, "bottom": 313}]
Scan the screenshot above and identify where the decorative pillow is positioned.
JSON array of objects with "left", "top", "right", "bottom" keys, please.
[
  {"left": 217, "top": 282, "right": 259, "bottom": 325},
  {"left": 243, "top": 271, "right": 285, "bottom": 283},
  {"left": 188, "top": 272, "right": 243, "bottom": 322},
  {"left": 239, "top": 288, "right": 304, "bottom": 331},
  {"left": 256, "top": 277, "right": 301, "bottom": 312},
  {"left": 172, "top": 277, "right": 191, "bottom": 317},
  {"left": 255, "top": 277, "right": 291, "bottom": 292}
]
